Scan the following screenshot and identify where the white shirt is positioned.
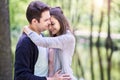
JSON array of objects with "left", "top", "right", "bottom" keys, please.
[
  {"left": 34, "top": 35, "right": 48, "bottom": 77},
  {"left": 27, "top": 30, "right": 76, "bottom": 80}
]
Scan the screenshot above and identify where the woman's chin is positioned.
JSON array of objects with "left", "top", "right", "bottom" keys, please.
[{"left": 52, "top": 32, "right": 56, "bottom": 35}]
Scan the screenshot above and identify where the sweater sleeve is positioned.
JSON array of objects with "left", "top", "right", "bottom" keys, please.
[
  {"left": 27, "top": 31, "right": 75, "bottom": 50},
  {"left": 14, "top": 36, "right": 47, "bottom": 80}
]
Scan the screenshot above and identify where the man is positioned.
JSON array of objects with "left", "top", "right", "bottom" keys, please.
[{"left": 14, "top": 1, "right": 70, "bottom": 80}]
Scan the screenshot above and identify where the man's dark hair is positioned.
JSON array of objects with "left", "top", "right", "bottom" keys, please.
[{"left": 26, "top": 1, "right": 50, "bottom": 23}]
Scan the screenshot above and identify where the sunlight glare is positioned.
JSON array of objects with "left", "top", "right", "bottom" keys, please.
[{"left": 94, "top": 0, "right": 104, "bottom": 8}]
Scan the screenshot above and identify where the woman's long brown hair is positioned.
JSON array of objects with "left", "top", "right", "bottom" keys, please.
[{"left": 49, "top": 7, "right": 71, "bottom": 37}]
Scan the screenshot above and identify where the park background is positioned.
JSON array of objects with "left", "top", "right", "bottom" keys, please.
[{"left": 0, "top": 0, "right": 120, "bottom": 80}]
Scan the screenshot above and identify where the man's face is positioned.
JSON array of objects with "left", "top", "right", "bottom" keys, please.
[{"left": 36, "top": 10, "right": 51, "bottom": 32}]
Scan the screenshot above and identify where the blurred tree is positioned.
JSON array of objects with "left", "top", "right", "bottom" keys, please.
[
  {"left": 105, "top": 0, "right": 114, "bottom": 80},
  {"left": 89, "top": 0, "right": 94, "bottom": 80},
  {"left": 0, "top": 0, "right": 12, "bottom": 80},
  {"left": 96, "top": 1, "right": 104, "bottom": 80}
]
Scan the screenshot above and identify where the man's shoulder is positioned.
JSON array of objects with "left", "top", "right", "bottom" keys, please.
[
  {"left": 18, "top": 33, "right": 31, "bottom": 43},
  {"left": 17, "top": 33, "right": 34, "bottom": 47}
]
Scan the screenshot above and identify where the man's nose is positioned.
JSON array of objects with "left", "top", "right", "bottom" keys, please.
[
  {"left": 48, "top": 25, "right": 51, "bottom": 30},
  {"left": 48, "top": 20, "right": 51, "bottom": 25}
]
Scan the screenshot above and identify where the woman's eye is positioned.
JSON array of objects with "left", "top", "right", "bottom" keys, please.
[{"left": 51, "top": 23, "right": 55, "bottom": 25}]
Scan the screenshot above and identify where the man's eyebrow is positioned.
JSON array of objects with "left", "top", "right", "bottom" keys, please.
[{"left": 44, "top": 18, "right": 50, "bottom": 21}]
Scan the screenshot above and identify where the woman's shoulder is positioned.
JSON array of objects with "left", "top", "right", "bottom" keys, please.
[
  {"left": 66, "top": 30, "right": 75, "bottom": 37},
  {"left": 63, "top": 30, "right": 75, "bottom": 42}
]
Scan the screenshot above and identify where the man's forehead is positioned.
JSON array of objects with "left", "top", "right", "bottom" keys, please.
[{"left": 41, "top": 10, "right": 50, "bottom": 19}]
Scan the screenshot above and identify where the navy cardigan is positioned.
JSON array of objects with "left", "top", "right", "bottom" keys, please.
[{"left": 14, "top": 33, "right": 47, "bottom": 80}]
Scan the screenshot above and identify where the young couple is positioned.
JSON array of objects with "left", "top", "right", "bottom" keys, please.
[{"left": 14, "top": 1, "right": 76, "bottom": 80}]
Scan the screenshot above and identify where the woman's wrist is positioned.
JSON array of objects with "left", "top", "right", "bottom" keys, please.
[{"left": 23, "top": 26, "right": 33, "bottom": 35}]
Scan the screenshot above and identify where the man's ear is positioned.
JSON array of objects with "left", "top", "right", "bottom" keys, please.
[{"left": 31, "top": 19, "right": 38, "bottom": 24}]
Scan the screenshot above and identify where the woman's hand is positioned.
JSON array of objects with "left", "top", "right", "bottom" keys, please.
[{"left": 23, "top": 26, "right": 32, "bottom": 35}]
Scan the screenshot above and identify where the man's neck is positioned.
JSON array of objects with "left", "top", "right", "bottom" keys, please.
[{"left": 29, "top": 25, "right": 41, "bottom": 35}]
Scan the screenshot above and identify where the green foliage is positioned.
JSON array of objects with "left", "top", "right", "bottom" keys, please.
[
  {"left": 9, "top": 0, "right": 34, "bottom": 30},
  {"left": 9, "top": 0, "right": 120, "bottom": 32}
]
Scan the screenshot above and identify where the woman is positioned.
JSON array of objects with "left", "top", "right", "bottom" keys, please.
[{"left": 24, "top": 7, "right": 76, "bottom": 80}]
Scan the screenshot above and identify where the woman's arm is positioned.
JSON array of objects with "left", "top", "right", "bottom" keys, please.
[{"left": 24, "top": 26, "right": 75, "bottom": 49}]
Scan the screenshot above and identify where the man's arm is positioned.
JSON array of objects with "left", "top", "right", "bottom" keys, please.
[{"left": 48, "top": 48, "right": 54, "bottom": 77}]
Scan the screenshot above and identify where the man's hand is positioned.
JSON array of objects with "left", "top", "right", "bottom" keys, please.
[{"left": 53, "top": 70, "right": 71, "bottom": 80}]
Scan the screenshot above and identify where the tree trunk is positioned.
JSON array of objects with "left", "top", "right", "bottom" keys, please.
[
  {"left": 96, "top": 11, "right": 104, "bottom": 80},
  {"left": 0, "top": 0, "right": 12, "bottom": 80},
  {"left": 90, "top": 1, "right": 94, "bottom": 80},
  {"left": 105, "top": 0, "right": 113, "bottom": 80}
]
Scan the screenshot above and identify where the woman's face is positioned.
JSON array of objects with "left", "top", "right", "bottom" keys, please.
[{"left": 49, "top": 16, "right": 60, "bottom": 35}]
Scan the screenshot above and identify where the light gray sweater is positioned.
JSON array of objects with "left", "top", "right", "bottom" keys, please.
[{"left": 27, "top": 30, "right": 76, "bottom": 80}]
